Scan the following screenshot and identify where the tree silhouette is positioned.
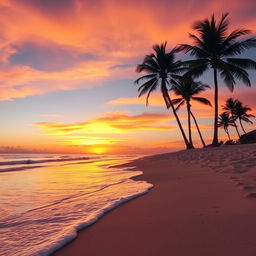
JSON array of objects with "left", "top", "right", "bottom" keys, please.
[
  {"left": 135, "top": 42, "right": 193, "bottom": 149},
  {"left": 222, "top": 98, "right": 241, "bottom": 138},
  {"left": 171, "top": 76, "right": 211, "bottom": 147},
  {"left": 218, "top": 112, "right": 235, "bottom": 140},
  {"left": 234, "top": 101, "right": 255, "bottom": 134},
  {"left": 177, "top": 13, "right": 256, "bottom": 146}
]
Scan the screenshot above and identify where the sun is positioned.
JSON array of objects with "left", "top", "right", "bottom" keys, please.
[{"left": 91, "top": 147, "right": 107, "bottom": 154}]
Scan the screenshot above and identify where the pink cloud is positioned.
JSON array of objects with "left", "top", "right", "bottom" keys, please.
[{"left": 0, "top": 0, "right": 255, "bottom": 99}]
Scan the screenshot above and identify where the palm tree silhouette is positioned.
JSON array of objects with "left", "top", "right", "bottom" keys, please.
[
  {"left": 218, "top": 112, "right": 235, "bottom": 140},
  {"left": 234, "top": 101, "right": 255, "bottom": 134},
  {"left": 222, "top": 98, "right": 241, "bottom": 138},
  {"left": 177, "top": 13, "right": 256, "bottom": 146},
  {"left": 135, "top": 42, "right": 193, "bottom": 149},
  {"left": 171, "top": 76, "right": 212, "bottom": 147}
]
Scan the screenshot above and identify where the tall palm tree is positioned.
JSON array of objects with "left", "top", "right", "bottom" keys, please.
[
  {"left": 234, "top": 101, "right": 255, "bottom": 134},
  {"left": 135, "top": 42, "right": 193, "bottom": 149},
  {"left": 177, "top": 13, "right": 256, "bottom": 146},
  {"left": 171, "top": 76, "right": 212, "bottom": 147},
  {"left": 218, "top": 112, "right": 234, "bottom": 140},
  {"left": 222, "top": 98, "right": 241, "bottom": 138}
]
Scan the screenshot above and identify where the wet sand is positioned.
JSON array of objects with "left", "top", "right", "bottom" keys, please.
[{"left": 53, "top": 144, "right": 256, "bottom": 256}]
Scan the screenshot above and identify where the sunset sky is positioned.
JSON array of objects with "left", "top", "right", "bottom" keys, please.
[{"left": 0, "top": 0, "right": 255, "bottom": 154}]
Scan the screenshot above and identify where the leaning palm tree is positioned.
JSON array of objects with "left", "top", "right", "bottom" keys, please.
[
  {"left": 222, "top": 98, "right": 241, "bottom": 138},
  {"left": 177, "top": 13, "right": 256, "bottom": 146},
  {"left": 234, "top": 101, "right": 255, "bottom": 134},
  {"left": 218, "top": 112, "right": 235, "bottom": 140},
  {"left": 171, "top": 76, "right": 212, "bottom": 147},
  {"left": 135, "top": 42, "right": 193, "bottom": 149}
]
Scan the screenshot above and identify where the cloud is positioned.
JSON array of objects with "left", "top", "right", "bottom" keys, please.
[
  {"left": 9, "top": 42, "right": 97, "bottom": 72},
  {"left": 0, "top": 0, "right": 255, "bottom": 100},
  {"left": 0, "top": 146, "right": 47, "bottom": 154},
  {"left": 108, "top": 87, "right": 256, "bottom": 117},
  {"left": 0, "top": 59, "right": 134, "bottom": 100},
  {"left": 109, "top": 64, "right": 133, "bottom": 70},
  {"left": 35, "top": 112, "right": 174, "bottom": 136},
  {"left": 34, "top": 111, "right": 178, "bottom": 153},
  {"left": 18, "top": 0, "right": 76, "bottom": 15},
  {"left": 39, "top": 114, "right": 63, "bottom": 118},
  {"left": 107, "top": 95, "right": 164, "bottom": 107}
]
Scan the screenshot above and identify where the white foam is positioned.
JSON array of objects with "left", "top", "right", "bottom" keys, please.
[{"left": 0, "top": 154, "right": 152, "bottom": 256}]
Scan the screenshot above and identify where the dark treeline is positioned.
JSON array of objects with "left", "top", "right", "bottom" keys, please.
[{"left": 135, "top": 13, "right": 256, "bottom": 149}]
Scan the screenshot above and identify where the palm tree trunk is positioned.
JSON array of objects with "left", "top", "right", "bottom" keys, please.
[
  {"left": 239, "top": 118, "right": 246, "bottom": 134},
  {"left": 231, "top": 114, "right": 241, "bottom": 138},
  {"left": 211, "top": 67, "right": 219, "bottom": 146},
  {"left": 186, "top": 101, "right": 194, "bottom": 147},
  {"left": 170, "top": 102, "right": 193, "bottom": 149},
  {"left": 161, "top": 83, "right": 193, "bottom": 149},
  {"left": 225, "top": 127, "right": 231, "bottom": 140},
  {"left": 190, "top": 110, "right": 206, "bottom": 147}
]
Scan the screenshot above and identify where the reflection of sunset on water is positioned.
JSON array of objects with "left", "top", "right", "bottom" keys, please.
[{"left": 0, "top": 155, "right": 152, "bottom": 255}]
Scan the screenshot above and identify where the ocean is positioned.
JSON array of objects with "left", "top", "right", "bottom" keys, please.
[{"left": 0, "top": 154, "right": 152, "bottom": 256}]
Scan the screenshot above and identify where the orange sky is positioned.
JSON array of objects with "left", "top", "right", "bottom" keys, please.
[{"left": 0, "top": 0, "right": 255, "bottom": 154}]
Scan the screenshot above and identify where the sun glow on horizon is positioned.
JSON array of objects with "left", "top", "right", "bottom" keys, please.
[
  {"left": 65, "top": 137, "right": 115, "bottom": 146},
  {"left": 90, "top": 147, "right": 108, "bottom": 154}
]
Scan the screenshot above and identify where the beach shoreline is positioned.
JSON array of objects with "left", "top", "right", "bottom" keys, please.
[{"left": 52, "top": 144, "right": 256, "bottom": 256}]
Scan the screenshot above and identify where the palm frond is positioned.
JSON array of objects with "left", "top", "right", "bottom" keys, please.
[
  {"left": 184, "top": 62, "right": 209, "bottom": 79},
  {"left": 176, "top": 44, "right": 208, "bottom": 58},
  {"left": 218, "top": 111, "right": 235, "bottom": 128},
  {"left": 136, "top": 63, "right": 158, "bottom": 74},
  {"left": 221, "top": 29, "right": 252, "bottom": 50},
  {"left": 138, "top": 77, "right": 158, "bottom": 95},
  {"left": 226, "top": 58, "right": 256, "bottom": 70},
  {"left": 135, "top": 42, "right": 191, "bottom": 110},
  {"left": 240, "top": 116, "right": 254, "bottom": 124},
  {"left": 218, "top": 60, "right": 251, "bottom": 90},
  {"left": 192, "top": 97, "right": 212, "bottom": 106},
  {"left": 217, "top": 13, "right": 229, "bottom": 38},
  {"left": 181, "top": 58, "right": 209, "bottom": 67},
  {"left": 175, "top": 101, "right": 185, "bottom": 111},
  {"left": 222, "top": 38, "right": 256, "bottom": 56},
  {"left": 172, "top": 98, "right": 183, "bottom": 105},
  {"left": 233, "top": 101, "right": 255, "bottom": 124},
  {"left": 134, "top": 74, "right": 156, "bottom": 85},
  {"left": 145, "top": 80, "right": 158, "bottom": 106},
  {"left": 160, "top": 79, "right": 172, "bottom": 109},
  {"left": 218, "top": 68, "right": 236, "bottom": 91},
  {"left": 189, "top": 33, "right": 205, "bottom": 48}
]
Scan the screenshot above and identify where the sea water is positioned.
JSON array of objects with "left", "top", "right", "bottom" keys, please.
[{"left": 0, "top": 154, "right": 152, "bottom": 256}]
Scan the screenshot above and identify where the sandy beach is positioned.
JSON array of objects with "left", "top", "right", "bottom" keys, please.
[{"left": 52, "top": 144, "right": 256, "bottom": 256}]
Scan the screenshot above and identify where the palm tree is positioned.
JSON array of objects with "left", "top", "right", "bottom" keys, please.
[
  {"left": 222, "top": 98, "right": 241, "bottom": 138},
  {"left": 234, "top": 101, "right": 255, "bottom": 134},
  {"left": 135, "top": 42, "right": 193, "bottom": 149},
  {"left": 171, "top": 76, "right": 212, "bottom": 147},
  {"left": 218, "top": 112, "right": 234, "bottom": 140},
  {"left": 177, "top": 13, "right": 256, "bottom": 146}
]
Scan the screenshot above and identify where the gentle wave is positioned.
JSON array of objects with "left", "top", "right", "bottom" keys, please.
[
  {"left": 0, "top": 165, "right": 45, "bottom": 173},
  {"left": 0, "top": 154, "right": 151, "bottom": 256},
  {"left": 0, "top": 157, "right": 90, "bottom": 166},
  {"left": 0, "top": 178, "right": 153, "bottom": 256}
]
